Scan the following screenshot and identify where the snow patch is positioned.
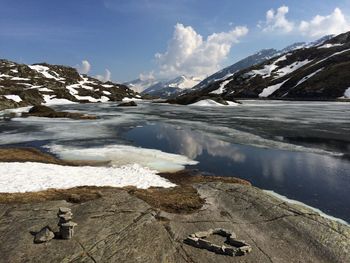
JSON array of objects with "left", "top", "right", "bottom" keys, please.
[
  {"left": 4, "top": 95, "right": 22, "bottom": 103},
  {"left": 344, "top": 87, "right": 350, "bottom": 98},
  {"left": 259, "top": 79, "right": 289, "bottom": 98},
  {"left": 39, "top": 87, "right": 54, "bottom": 92},
  {"left": 317, "top": 43, "right": 344, "bottom": 49},
  {"left": 11, "top": 77, "right": 30, "bottom": 81},
  {"left": 210, "top": 80, "right": 230, "bottom": 94},
  {"left": 189, "top": 99, "right": 238, "bottom": 107},
  {"left": 0, "top": 162, "right": 175, "bottom": 193},
  {"left": 274, "top": 60, "right": 312, "bottom": 79},
  {"left": 295, "top": 68, "right": 324, "bottom": 87},
  {"left": 43, "top": 95, "right": 76, "bottom": 105},
  {"left": 122, "top": 97, "right": 142, "bottom": 102},
  {"left": 48, "top": 144, "right": 198, "bottom": 173},
  {"left": 29, "top": 65, "right": 64, "bottom": 81}
]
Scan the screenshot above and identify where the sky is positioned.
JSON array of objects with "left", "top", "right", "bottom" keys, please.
[{"left": 1, "top": 0, "right": 350, "bottom": 82}]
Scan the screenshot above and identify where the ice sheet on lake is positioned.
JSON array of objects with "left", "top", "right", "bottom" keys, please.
[
  {"left": 0, "top": 162, "right": 175, "bottom": 193},
  {"left": 47, "top": 144, "right": 198, "bottom": 173},
  {"left": 264, "top": 190, "right": 349, "bottom": 226}
]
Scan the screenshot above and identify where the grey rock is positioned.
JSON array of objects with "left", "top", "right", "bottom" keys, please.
[
  {"left": 59, "top": 221, "right": 77, "bottom": 240},
  {"left": 0, "top": 184, "right": 349, "bottom": 262},
  {"left": 33, "top": 226, "right": 55, "bottom": 244},
  {"left": 58, "top": 207, "right": 71, "bottom": 214}
]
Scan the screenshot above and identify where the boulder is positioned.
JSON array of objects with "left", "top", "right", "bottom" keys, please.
[
  {"left": 28, "top": 105, "right": 55, "bottom": 114},
  {"left": 33, "top": 226, "right": 55, "bottom": 244},
  {"left": 117, "top": 101, "right": 137, "bottom": 107},
  {"left": 23, "top": 106, "right": 97, "bottom": 120}
]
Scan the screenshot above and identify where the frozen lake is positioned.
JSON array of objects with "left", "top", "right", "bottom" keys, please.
[{"left": 0, "top": 100, "right": 349, "bottom": 222}]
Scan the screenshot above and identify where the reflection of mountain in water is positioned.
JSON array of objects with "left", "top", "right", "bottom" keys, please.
[{"left": 154, "top": 124, "right": 246, "bottom": 162}]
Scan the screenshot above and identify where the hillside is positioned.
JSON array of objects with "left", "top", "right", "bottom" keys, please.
[
  {"left": 0, "top": 60, "right": 137, "bottom": 110},
  {"left": 170, "top": 32, "right": 350, "bottom": 104}
]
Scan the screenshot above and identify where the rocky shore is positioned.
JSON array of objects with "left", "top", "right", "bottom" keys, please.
[{"left": 0, "top": 148, "right": 349, "bottom": 262}]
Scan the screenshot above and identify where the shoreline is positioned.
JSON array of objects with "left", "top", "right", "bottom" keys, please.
[
  {"left": 0, "top": 147, "right": 349, "bottom": 262},
  {"left": 0, "top": 146, "right": 348, "bottom": 226}
]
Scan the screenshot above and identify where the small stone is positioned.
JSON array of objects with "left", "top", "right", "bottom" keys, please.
[
  {"left": 227, "top": 238, "right": 247, "bottom": 247},
  {"left": 237, "top": 245, "right": 252, "bottom": 255},
  {"left": 223, "top": 246, "right": 237, "bottom": 256},
  {"left": 184, "top": 237, "right": 199, "bottom": 247},
  {"left": 213, "top": 228, "right": 236, "bottom": 238},
  {"left": 59, "top": 221, "right": 77, "bottom": 239},
  {"left": 34, "top": 226, "right": 55, "bottom": 244},
  {"left": 58, "top": 207, "right": 71, "bottom": 214},
  {"left": 58, "top": 212, "right": 73, "bottom": 222},
  {"left": 194, "top": 229, "right": 213, "bottom": 238}
]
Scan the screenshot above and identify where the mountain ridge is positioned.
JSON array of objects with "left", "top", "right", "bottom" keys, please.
[
  {"left": 168, "top": 31, "right": 350, "bottom": 104},
  {"left": 0, "top": 59, "right": 138, "bottom": 110}
]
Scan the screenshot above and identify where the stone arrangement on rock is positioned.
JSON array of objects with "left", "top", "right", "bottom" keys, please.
[
  {"left": 184, "top": 228, "right": 252, "bottom": 257},
  {"left": 34, "top": 226, "right": 55, "bottom": 244},
  {"left": 57, "top": 207, "right": 77, "bottom": 239}
]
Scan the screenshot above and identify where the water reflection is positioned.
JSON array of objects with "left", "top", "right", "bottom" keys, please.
[{"left": 126, "top": 123, "right": 350, "bottom": 222}]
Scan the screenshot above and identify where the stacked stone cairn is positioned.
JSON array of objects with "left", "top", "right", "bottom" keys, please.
[
  {"left": 57, "top": 207, "right": 77, "bottom": 239},
  {"left": 184, "top": 228, "right": 252, "bottom": 257}
]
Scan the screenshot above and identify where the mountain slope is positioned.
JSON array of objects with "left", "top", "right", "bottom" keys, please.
[
  {"left": 0, "top": 60, "right": 137, "bottom": 110},
  {"left": 170, "top": 32, "right": 350, "bottom": 102},
  {"left": 190, "top": 36, "right": 333, "bottom": 93}
]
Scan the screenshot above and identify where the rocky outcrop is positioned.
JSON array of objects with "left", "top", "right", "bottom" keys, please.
[
  {"left": 22, "top": 105, "right": 97, "bottom": 120},
  {"left": 0, "top": 182, "right": 348, "bottom": 262},
  {"left": 117, "top": 101, "right": 138, "bottom": 107},
  {"left": 167, "top": 94, "right": 240, "bottom": 106},
  {"left": 0, "top": 59, "right": 138, "bottom": 110}
]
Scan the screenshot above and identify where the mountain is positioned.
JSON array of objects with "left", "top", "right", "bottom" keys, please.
[
  {"left": 168, "top": 31, "right": 350, "bottom": 104},
  {"left": 141, "top": 75, "right": 201, "bottom": 98},
  {"left": 124, "top": 77, "right": 159, "bottom": 93},
  {"left": 0, "top": 60, "right": 138, "bottom": 110},
  {"left": 125, "top": 75, "right": 201, "bottom": 98},
  {"left": 190, "top": 36, "right": 334, "bottom": 93}
]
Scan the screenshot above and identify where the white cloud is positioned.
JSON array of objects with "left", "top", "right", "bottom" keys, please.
[
  {"left": 77, "top": 60, "right": 91, "bottom": 74},
  {"left": 299, "top": 8, "right": 350, "bottom": 37},
  {"left": 139, "top": 71, "right": 155, "bottom": 81},
  {"left": 155, "top": 23, "right": 248, "bottom": 78},
  {"left": 261, "top": 6, "right": 294, "bottom": 33},
  {"left": 260, "top": 6, "right": 350, "bottom": 38},
  {"left": 96, "top": 69, "right": 111, "bottom": 82}
]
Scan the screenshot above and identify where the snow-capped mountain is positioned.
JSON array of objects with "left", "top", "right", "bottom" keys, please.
[
  {"left": 124, "top": 77, "right": 160, "bottom": 93},
  {"left": 125, "top": 75, "right": 201, "bottom": 98},
  {"left": 168, "top": 31, "right": 350, "bottom": 104},
  {"left": 141, "top": 75, "right": 201, "bottom": 98},
  {"left": 190, "top": 36, "right": 334, "bottom": 93},
  {"left": 0, "top": 60, "right": 137, "bottom": 110}
]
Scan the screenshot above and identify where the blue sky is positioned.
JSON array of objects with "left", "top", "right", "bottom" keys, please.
[{"left": 1, "top": 0, "right": 350, "bottom": 82}]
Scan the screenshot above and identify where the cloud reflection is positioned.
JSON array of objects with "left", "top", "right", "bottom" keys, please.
[{"left": 153, "top": 124, "right": 246, "bottom": 163}]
